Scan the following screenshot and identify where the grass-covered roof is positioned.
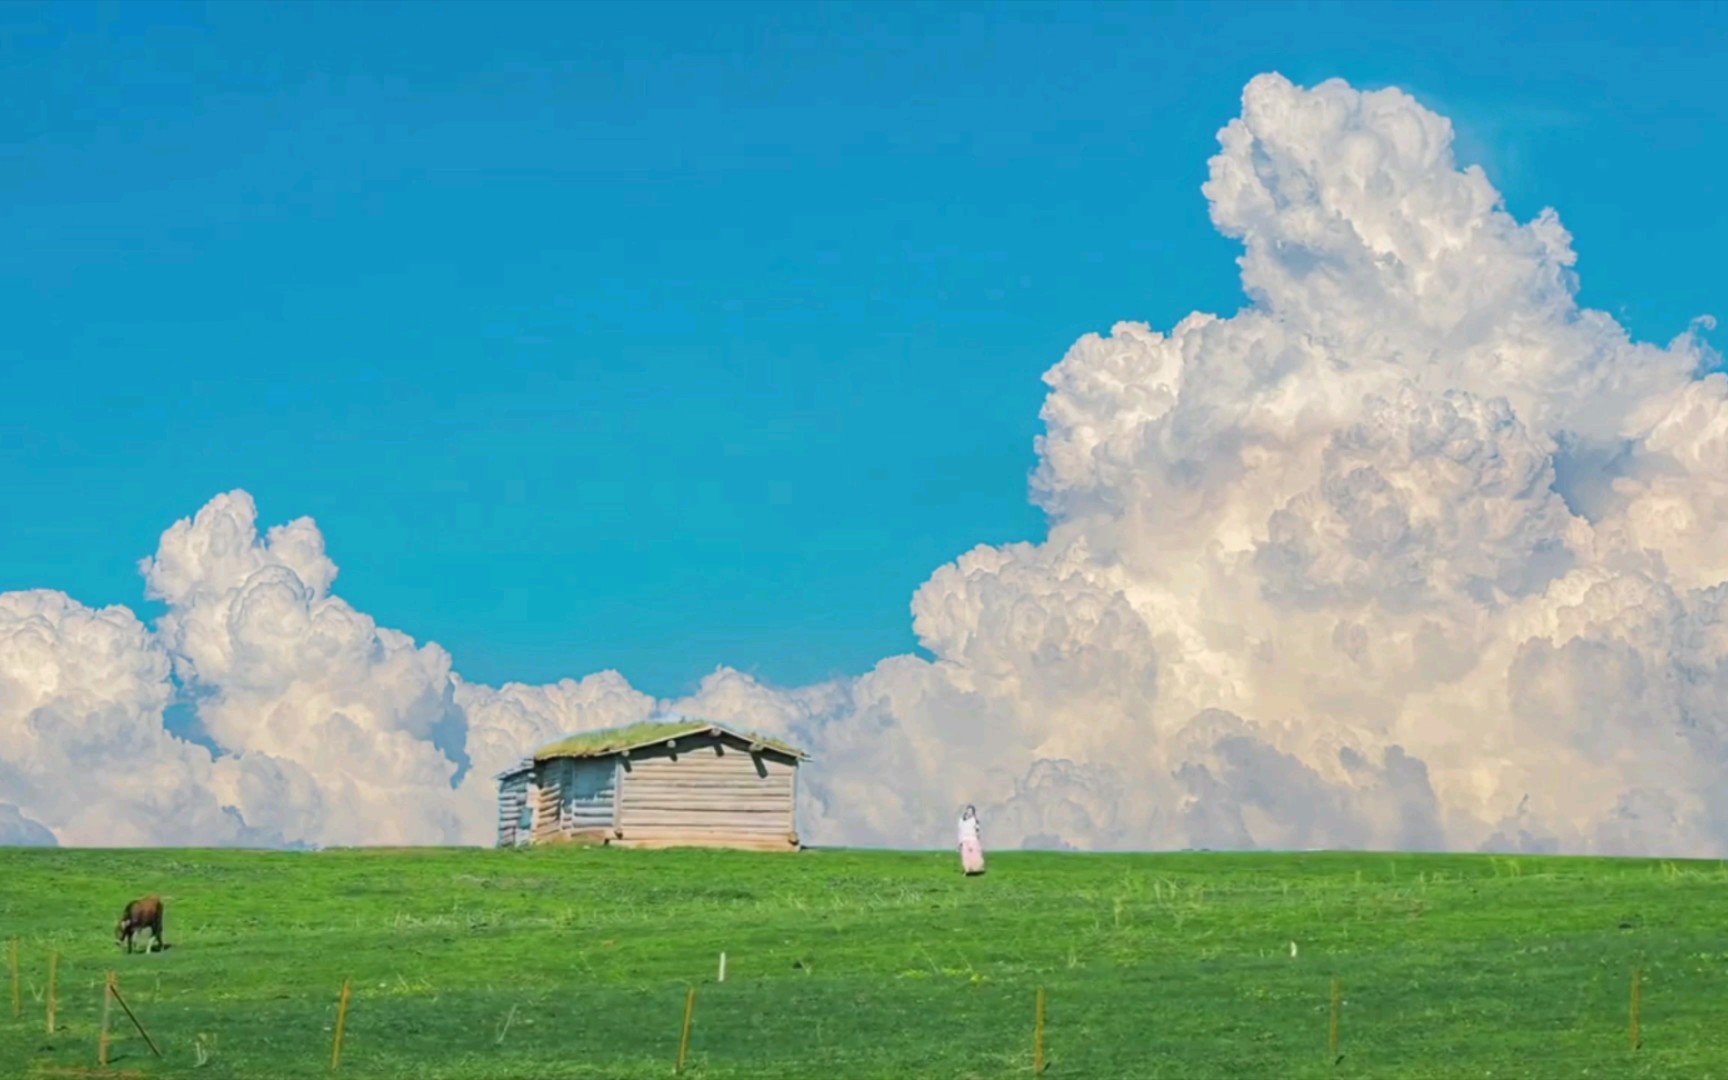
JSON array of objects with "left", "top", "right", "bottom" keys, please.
[{"left": 531, "top": 717, "right": 807, "bottom": 762}]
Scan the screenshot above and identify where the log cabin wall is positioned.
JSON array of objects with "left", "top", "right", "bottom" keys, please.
[
  {"left": 614, "top": 732, "right": 798, "bottom": 850},
  {"left": 496, "top": 771, "right": 530, "bottom": 846},
  {"left": 531, "top": 761, "right": 565, "bottom": 844},
  {"left": 558, "top": 756, "right": 618, "bottom": 839}
]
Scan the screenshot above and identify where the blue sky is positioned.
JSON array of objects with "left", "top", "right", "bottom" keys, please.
[{"left": 2, "top": 0, "right": 1723, "bottom": 699}]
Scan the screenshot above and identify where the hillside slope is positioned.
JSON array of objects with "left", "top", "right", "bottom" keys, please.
[{"left": 0, "top": 846, "right": 1723, "bottom": 1078}]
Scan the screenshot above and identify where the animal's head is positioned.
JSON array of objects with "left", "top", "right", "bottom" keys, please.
[{"left": 114, "top": 917, "right": 130, "bottom": 943}]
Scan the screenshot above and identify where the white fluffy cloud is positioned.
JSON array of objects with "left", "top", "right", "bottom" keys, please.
[
  {"left": 0, "top": 589, "right": 260, "bottom": 846},
  {"left": 3, "top": 73, "right": 1725, "bottom": 856}
]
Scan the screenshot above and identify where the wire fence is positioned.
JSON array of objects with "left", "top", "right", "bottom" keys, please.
[{"left": 1, "top": 936, "right": 1713, "bottom": 1078}]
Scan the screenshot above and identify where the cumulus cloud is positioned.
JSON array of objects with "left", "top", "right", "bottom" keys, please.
[
  {"left": 141, "top": 493, "right": 470, "bottom": 846},
  {"left": 3, "top": 73, "right": 1725, "bottom": 857},
  {"left": 0, "top": 590, "right": 261, "bottom": 846}
]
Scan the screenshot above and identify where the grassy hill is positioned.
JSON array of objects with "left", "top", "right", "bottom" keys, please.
[{"left": 0, "top": 845, "right": 1724, "bottom": 1078}]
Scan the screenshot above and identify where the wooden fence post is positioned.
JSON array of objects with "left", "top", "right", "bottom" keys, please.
[
  {"left": 98, "top": 971, "right": 115, "bottom": 1066},
  {"left": 676, "top": 985, "right": 697, "bottom": 1074},
  {"left": 331, "top": 978, "right": 353, "bottom": 1071},
  {"left": 1033, "top": 987, "right": 1047, "bottom": 1075},
  {"left": 45, "top": 951, "right": 57, "bottom": 1036},
  {"left": 108, "top": 977, "right": 162, "bottom": 1058},
  {"left": 1328, "top": 977, "right": 1342, "bottom": 1063},
  {"left": 1629, "top": 967, "right": 1643, "bottom": 1050}
]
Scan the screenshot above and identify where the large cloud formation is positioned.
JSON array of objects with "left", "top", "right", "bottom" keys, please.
[{"left": 4, "top": 74, "right": 1726, "bottom": 856}]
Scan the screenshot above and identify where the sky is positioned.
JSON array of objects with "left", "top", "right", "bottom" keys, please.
[
  {"left": 4, "top": 1, "right": 1728, "bottom": 854},
  {"left": 6, "top": 0, "right": 1724, "bottom": 697}
]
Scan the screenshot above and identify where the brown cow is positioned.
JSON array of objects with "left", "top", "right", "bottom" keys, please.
[{"left": 115, "top": 895, "right": 164, "bottom": 954}]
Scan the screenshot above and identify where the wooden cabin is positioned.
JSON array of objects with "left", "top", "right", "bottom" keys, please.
[{"left": 494, "top": 716, "right": 808, "bottom": 852}]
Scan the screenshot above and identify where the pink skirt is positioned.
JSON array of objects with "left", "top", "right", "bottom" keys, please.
[{"left": 960, "top": 837, "right": 986, "bottom": 875}]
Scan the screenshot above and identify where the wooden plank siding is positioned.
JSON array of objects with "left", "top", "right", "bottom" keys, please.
[
  {"left": 494, "top": 758, "right": 620, "bottom": 845},
  {"left": 496, "top": 773, "right": 530, "bottom": 847},
  {"left": 614, "top": 733, "right": 798, "bottom": 850},
  {"left": 498, "top": 722, "right": 806, "bottom": 851},
  {"left": 558, "top": 757, "right": 618, "bottom": 840},
  {"left": 531, "top": 769, "right": 563, "bottom": 844}
]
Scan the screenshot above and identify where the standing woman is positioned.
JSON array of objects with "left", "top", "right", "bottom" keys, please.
[{"left": 958, "top": 805, "right": 986, "bottom": 876}]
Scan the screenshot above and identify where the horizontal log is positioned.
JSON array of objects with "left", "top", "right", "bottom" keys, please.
[
  {"left": 619, "top": 816, "right": 786, "bottom": 827},
  {"left": 620, "top": 794, "right": 791, "bottom": 806},
  {"left": 629, "top": 741, "right": 799, "bottom": 759},
  {"left": 623, "top": 775, "right": 792, "bottom": 789},
  {"left": 627, "top": 756, "right": 792, "bottom": 771},
  {"left": 620, "top": 800, "right": 790, "bottom": 814},
  {"left": 622, "top": 800, "right": 785, "bottom": 812},
  {"left": 636, "top": 753, "right": 793, "bottom": 763},
  {"left": 620, "top": 795, "right": 789, "bottom": 807},
  {"left": 619, "top": 807, "right": 789, "bottom": 819},
  {"left": 621, "top": 786, "right": 788, "bottom": 796},
  {"left": 619, "top": 826, "right": 795, "bottom": 837},
  {"left": 624, "top": 768, "right": 786, "bottom": 783},
  {"left": 623, "top": 776, "right": 789, "bottom": 788},
  {"left": 613, "top": 832, "right": 798, "bottom": 852},
  {"left": 615, "top": 808, "right": 791, "bottom": 815},
  {"left": 625, "top": 770, "right": 792, "bottom": 781},
  {"left": 628, "top": 755, "right": 793, "bottom": 768},
  {"left": 622, "top": 787, "right": 791, "bottom": 800},
  {"left": 617, "top": 814, "right": 789, "bottom": 828},
  {"left": 621, "top": 782, "right": 790, "bottom": 794},
  {"left": 615, "top": 817, "right": 790, "bottom": 833}
]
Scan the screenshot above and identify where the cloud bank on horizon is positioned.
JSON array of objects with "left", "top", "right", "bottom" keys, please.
[{"left": 5, "top": 73, "right": 1726, "bottom": 856}]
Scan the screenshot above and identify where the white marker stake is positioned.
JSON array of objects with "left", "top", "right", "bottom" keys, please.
[{"left": 718, "top": 952, "right": 727, "bottom": 983}]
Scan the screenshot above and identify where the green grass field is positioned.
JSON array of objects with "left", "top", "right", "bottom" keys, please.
[{"left": 1, "top": 845, "right": 1725, "bottom": 1078}]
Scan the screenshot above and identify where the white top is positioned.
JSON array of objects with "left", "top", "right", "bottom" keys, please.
[{"left": 958, "top": 816, "right": 980, "bottom": 844}]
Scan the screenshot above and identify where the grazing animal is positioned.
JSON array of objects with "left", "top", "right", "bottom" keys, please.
[{"left": 116, "top": 894, "right": 164, "bottom": 954}]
